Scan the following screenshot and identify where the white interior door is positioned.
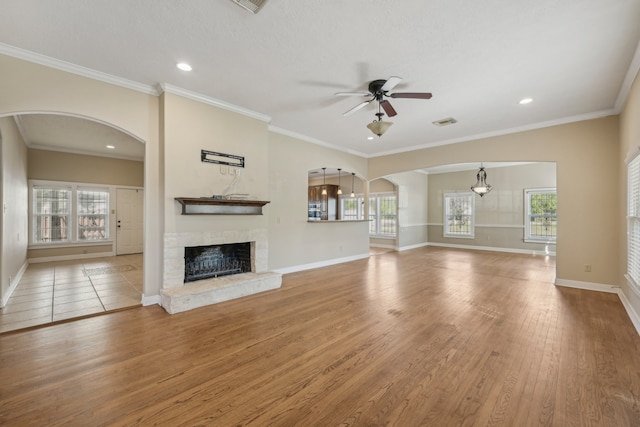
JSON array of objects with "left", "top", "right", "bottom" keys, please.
[{"left": 116, "top": 188, "right": 143, "bottom": 255}]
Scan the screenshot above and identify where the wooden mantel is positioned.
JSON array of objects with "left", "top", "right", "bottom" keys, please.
[{"left": 175, "top": 197, "right": 270, "bottom": 215}]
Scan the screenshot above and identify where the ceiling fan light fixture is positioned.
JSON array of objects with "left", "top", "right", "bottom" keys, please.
[
  {"left": 230, "top": 0, "right": 268, "bottom": 14},
  {"left": 367, "top": 119, "right": 393, "bottom": 137}
]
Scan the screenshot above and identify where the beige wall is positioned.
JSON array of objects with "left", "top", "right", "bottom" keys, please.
[
  {"left": 369, "top": 117, "right": 620, "bottom": 286},
  {"left": 0, "top": 117, "right": 28, "bottom": 306},
  {"left": 620, "top": 69, "right": 640, "bottom": 317},
  {"left": 427, "top": 163, "right": 556, "bottom": 252},
  {"left": 28, "top": 149, "right": 143, "bottom": 186},
  {"left": 0, "top": 54, "right": 162, "bottom": 300},
  {"left": 384, "top": 171, "right": 429, "bottom": 249}
]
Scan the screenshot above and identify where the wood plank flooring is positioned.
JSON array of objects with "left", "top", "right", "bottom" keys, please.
[{"left": 1, "top": 247, "right": 639, "bottom": 426}]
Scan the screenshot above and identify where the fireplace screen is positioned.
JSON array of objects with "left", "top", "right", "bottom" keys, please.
[{"left": 184, "top": 242, "right": 252, "bottom": 282}]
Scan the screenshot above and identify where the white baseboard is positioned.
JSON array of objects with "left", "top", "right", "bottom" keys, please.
[
  {"left": 427, "top": 242, "right": 555, "bottom": 256},
  {"left": 398, "top": 242, "right": 429, "bottom": 252},
  {"left": 28, "top": 251, "right": 115, "bottom": 264},
  {"left": 273, "top": 253, "right": 370, "bottom": 275},
  {"left": 0, "top": 260, "right": 29, "bottom": 308},
  {"left": 555, "top": 278, "right": 640, "bottom": 337},
  {"left": 617, "top": 290, "right": 640, "bottom": 336},
  {"left": 554, "top": 278, "right": 621, "bottom": 293},
  {"left": 141, "top": 294, "right": 161, "bottom": 306}
]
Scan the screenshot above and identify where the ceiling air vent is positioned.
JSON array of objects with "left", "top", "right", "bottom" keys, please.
[
  {"left": 231, "top": 0, "right": 268, "bottom": 14},
  {"left": 432, "top": 117, "right": 458, "bottom": 127}
]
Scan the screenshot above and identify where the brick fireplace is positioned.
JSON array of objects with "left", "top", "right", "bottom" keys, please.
[{"left": 160, "top": 229, "right": 281, "bottom": 313}]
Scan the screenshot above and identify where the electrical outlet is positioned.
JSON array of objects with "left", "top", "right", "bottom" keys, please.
[
  {"left": 220, "top": 165, "right": 228, "bottom": 175},
  {"left": 584, "top": 264, "right": 592, "bottom": 272}
]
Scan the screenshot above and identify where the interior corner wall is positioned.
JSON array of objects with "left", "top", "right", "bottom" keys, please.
[
  {"left": 383, "top": 171, "right": 429, "bottom": 249},
  {"left": 369, "top": 116, "right": 620, "bottom": 287},
  {"left": 0, "top": 116, "right": 28, "bottom": 306},
  {"left": 620, "top": 68, "right": 640, "bottom": 315},
  {"left": 268, "top": 130, "right": 369, "bottom": 271}
]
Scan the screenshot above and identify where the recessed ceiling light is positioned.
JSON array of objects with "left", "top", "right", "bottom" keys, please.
[
  {"left": 367, "top": 136, "right": 375, "bottom": 140},
  {"left": 106, "top": 145, "right": 115, "bottom": 149},
  {"left": 519, "top": 97, "right": 533, "bottom": 105},
  {"left": 176, "top": 62, "right": 192, "bottom": 72}
]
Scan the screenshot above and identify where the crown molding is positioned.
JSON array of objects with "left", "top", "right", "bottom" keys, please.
[
  {"left": 158, "top": 83, "right": 271, "bottom": 123},
  {"left": 615, "top": 39, "right": 640, "bottom": 112},
  {"left": 268, "top": 125, "right": 370, "bottom": 158},
  {"left": 0, "top": 43, "right": 158, "bottom": 95},
  {"left": 369, "top": 108, "right": 617, "bottom": 158}
]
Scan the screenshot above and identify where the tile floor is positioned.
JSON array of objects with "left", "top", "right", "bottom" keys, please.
[{"left": 0, "top": 254, "right": 143, "bottom": 334}]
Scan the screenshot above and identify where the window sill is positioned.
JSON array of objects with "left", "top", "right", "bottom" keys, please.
[
  {"left": 443, "top": 235, "right": 475, "bottom": 239},
  {"left": 29, "top": 240, "right": 113, "bottom": 250},
  {"left": 369, "top": 235, "right": 396, "bottom": 239}
]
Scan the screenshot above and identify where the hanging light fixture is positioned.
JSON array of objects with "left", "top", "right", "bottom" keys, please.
[
  {"left": 471, "top": 164, "right": 493, "bottom": 197},
  {"left": 366, "top": 102, "right": 393, "bottom": 137},
  {"left": 321, "top": 167, "right": 327, "bottom": 195},
  {"left": 337, "top": 168, "right": 343, "bottom": 195},
  {"left": 350, "top": 172, "right": 356, "bottom": 197}
]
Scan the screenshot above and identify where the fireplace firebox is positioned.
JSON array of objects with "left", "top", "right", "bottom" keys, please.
[{"left": 184, "top": 242, "right": 252, "bottom": 283}]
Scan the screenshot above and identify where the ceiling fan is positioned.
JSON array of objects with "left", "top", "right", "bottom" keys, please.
[{"left": 335, "top": 76, "right": 432, "bottom": 117}]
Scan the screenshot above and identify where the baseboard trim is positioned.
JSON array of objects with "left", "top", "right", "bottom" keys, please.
[
  {"left": 0, "top": 260, "right": 29, "bottom": 308},
  {"left": 555, "top": 278, "right": 640, "bottom": 337},
  {"left": 554, "top": 278, "right": 621, "bottom": 293},
  {"left": 273, "top": 253, "right": 370, "bottom": 275},
  {"left": 427, "top": 242, "right": 555, "bottom": 256},
  {"left": 141, "top": 294, "right": 161, "bottom": 306},
  {"left": 28, "top": 251, "right": 116, "bottom": 264},
  {"left": 398, "top": 242, "right": 429, "bottom": 252}
]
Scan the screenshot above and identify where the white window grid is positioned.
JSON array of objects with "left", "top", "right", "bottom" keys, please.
[
  {"left": 628, "top": 154, "right": 640, "bottom": 290},
  {"left": 340, "top": 196, "right": 364, "bottom": 220},
  {"left": 444, "top": 192, "right": 475, "bottom": 238},
  {"left": 369, "top": 193, "right": 397, "bottom": 237},
  {"left": 524, "top": 188, "right": 557, "bottom": 243},
  {"left": 30, "top": 181, "right": 110, "bottom": 245}
]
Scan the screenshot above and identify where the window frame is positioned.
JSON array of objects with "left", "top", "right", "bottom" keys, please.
[
  {"left": 524, "top": 188, "right": 557, "bottom": 243},
  {"left": 340, "top": 195, "right": 365, "bottom": 221},
  {"left": 29, "top": 180, "right": 112, "bottom": 246},
  {"left": 443, "top": 192, "right": 475, "bottom": 239}
]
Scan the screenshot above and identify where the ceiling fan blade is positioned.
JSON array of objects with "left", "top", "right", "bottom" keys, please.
[
  {"left": 380, "top": 100, "right": 397, "bottom": 117},
  {"left": 381, "top": 76, "right": 402, "bottom": 92},
  {"left": 335, "top": 91, "right": 372, "bottom": 97},
  {"left": 389, "top": 92, "right": 433, "bottom": 99},
  {"left": 343, "top": 99, "right": 373, "bottom": 116}
]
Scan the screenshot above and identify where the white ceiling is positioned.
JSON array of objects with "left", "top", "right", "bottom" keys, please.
[{"left": 1, "top": 0, "right": 639, "bottom": 161}]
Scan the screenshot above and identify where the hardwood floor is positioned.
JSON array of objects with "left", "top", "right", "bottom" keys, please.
[
  {"left": 0, "top": 254, "right": 143, "bottom": 333},
  {"left": 1, "top": 247, "right": 639, "bottom": 426}
]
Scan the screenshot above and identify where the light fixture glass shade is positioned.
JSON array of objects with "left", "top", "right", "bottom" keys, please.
[
  {"left": 337, "top": 169, "right": 342, "bottom": 194},
  {"left": 471, "top": 166, "right": 493, "bottom": 197},
  {"left": 322, "top": 167, "right": 327, "bottom": 195},
  {"left": 367, "top": 120, "right": 393, "bottom": 137}
]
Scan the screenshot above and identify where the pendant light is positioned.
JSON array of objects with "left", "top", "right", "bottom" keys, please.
[
  {"left": 321, "top": 167, "right": 327, "bottom": 196},
  {"left": 366, "top": 102, "right": 393, "bottom": 137},
  {"left": 350, "top": 172, "right": 356, "bottom": 197},
  {"left": 337, "top": 168, "right": 343, "bottom": 195},
  {"left": 471, "top": 164, "right": 493, "bottom": 197}
]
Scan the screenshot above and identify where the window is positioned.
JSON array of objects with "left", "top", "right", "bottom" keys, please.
[
  {"left": 444, "top": 192, "right": 474, "bottom": 238},
  {"left": 369, "top": 193, "right": 397, "bottom": 236},
  {"left": 33, "top": 187, "right": 71, "bottom": 243},
  {"left": 31, "top": 182, "right": 110, "bottom": 244},
  {"left": 628, "top": 154, "right": 640, "bottom": 289},
  {"left": 525, "top": 188, "right": 557, "bottom": 242},
  {"left": 341, "top": 196, "right": 364, "bottom": 220}
]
